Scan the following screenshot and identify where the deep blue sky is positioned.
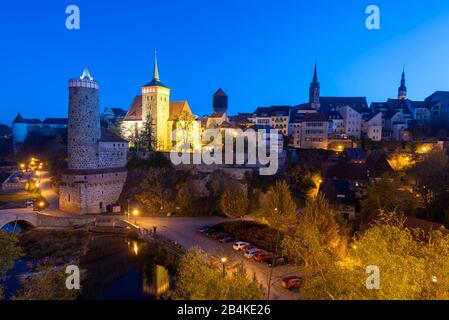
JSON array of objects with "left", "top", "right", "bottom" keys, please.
[{"left": 1, "top": 0, "right": 449, "bottom": 124}]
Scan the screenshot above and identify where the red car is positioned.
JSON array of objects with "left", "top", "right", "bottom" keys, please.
[
  {"left": 282, "top": 276, "right": 305, "bottom": 289},
  {"left": 254, "top": 251, "right": 273, "bottom": 263},
  {"left": 211, "top": 232, "right": 226, "bottom": 240}
]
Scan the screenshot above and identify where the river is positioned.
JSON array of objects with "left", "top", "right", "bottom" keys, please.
[{"left": 2, "top": 229, "right": 175, "bottom": 300}]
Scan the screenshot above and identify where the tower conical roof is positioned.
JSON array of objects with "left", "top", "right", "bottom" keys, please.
[
  {"left": 80, "top": 67, "right": 93, "bottom": 80},
  {"left": 214, "top": 88, "right": 227, "bottom": 97}
]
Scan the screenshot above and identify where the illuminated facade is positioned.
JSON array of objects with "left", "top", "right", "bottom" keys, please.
[{"left": 122, "top": 53, "right": 201, "bottom": 151}]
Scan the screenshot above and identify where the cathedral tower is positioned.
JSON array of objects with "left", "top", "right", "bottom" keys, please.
[
  {"left": 142, "top": 51, "right": 171, "bottom": 151},
  {"left": 68, "top": 68, "right": 101, "bottom": 170},
  {"left": 398, "top": 68, "right": 407, "bottom": 100},
  {"left": 309, "top": 63, "right": 320, "bottom": 110}
]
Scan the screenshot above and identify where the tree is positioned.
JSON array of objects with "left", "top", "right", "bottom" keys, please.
[
  {"left": 296, "top": 212, "right": 449, "bottom": 300},
  {"left": 220, "top": 182, "right": 248, "bottom": 218},
  {"left": 0, "top": 232, "right": 23, "bottom": 299},
  {"left": 361, "top": 176, "right": 399, "bottom": 218},
  {"left": 135, "top": 168, "right": 174, "bottom": 215},
  {"left": 262, "top": 180, "right": 297, "bottom": 229},
  {"left": 282, "top": 195, "right": 346, "bottom": 267},
  {"left": 13, "top": 266, "right": 77, "bottom": 300},
  {"left": 140, "top": 113, "right": 154, "bottom": 152},
  {"left": 409, "top": 151, "right": 449, "bottom": 220},
  {"left": 173, "top": 248, "right": 263, "bottom": 300}
]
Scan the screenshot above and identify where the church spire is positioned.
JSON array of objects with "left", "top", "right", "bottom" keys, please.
[
  {"left": 309, "top": 62, "right": 320, "bottom": 110},
  {"left": 398, "top": 67, "right": 407, "bottom": 100},
  {"left": 313, "top": 62, "right": 318, "bottom": 83},
  {"left": 153, "top": 50, "right": 160, "bottom": 81}
]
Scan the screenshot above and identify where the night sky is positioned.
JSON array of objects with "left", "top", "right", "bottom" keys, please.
[{"left": 1, "top": 0, "right": 449, "bottom": 123}]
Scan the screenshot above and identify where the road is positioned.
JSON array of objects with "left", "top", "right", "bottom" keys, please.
[{"left": 134, "top": 216, "right": 302, "bottom": 300}]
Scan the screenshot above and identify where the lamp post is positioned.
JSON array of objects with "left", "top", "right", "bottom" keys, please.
[
  {"left": 127, "top": 198, "right": 130, "bottom": 221},
  {"left": 221, "top": 257, "right": 227, "bottom": 278},
  {"left": 38, "top": 201, "right": 45, "bottom": 212},
  {"left": 267, "top": 207, "right": 280, "bottom": 300},
  {"left": 133, "top": 209, "right": 139, "bottom": 225}
]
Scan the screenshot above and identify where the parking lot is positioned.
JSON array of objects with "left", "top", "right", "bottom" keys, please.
[{"left": 135, "top": 216, "right": 302, "bottom": 300}]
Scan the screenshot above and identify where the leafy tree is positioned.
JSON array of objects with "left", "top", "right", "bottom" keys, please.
[
  {"left": 173, "top": 248, "right": 263, "bottom": 300},
  {"left": 0, "top": 232, "right": 23, "bottom": 299},
  {"left": 282, "top": 195, "right": 346, "bottom": 267},
  {"left": 298, "top": 212, "right": 449, "bottom": 300},
  {"left": 135, "top": 168, "right": 174, "bottom": 215},
  {"left": 262, "top": 180, "right": 297, "bottom": 229},
  {"left": 13, "top": 266, "right": 77, "bottom": 300},
  {"left": 409, "top": 151, "right": 449, "bottom": 220},
  {"left": 220, "top": 182, "right": 248, "bottom": 218}
]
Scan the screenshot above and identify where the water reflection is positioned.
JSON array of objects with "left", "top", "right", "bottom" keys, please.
[{"left": 81, "top": 236, "right": 173, "bottom": 300}]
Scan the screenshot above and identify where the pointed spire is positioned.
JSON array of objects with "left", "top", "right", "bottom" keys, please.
[
  {"left": 313, "top": 61, "right": 318, "bottom": 83},
  {"left": 153, "top": 50, "right": 160, "bottom": 81},
  {"left": 398, "top": 66, "right": 407, "bottom": 100},
  {"left": 80, "top": 67, "right": 93, "bottom": 81}
]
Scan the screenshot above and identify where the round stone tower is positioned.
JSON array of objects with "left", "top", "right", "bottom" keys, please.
[{"left": 68, "top": 68, "right": 101, "bottom": 170}]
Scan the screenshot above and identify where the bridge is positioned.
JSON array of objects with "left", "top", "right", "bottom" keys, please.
[{"left": 0, "top": 209, "right": 97, "bottom": 230}]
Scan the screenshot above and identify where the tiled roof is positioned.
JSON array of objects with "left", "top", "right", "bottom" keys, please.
[
  {"left": 214, "top": 88, "right": 227, "bottom": 97},
  {"left": 320, "top": 97, "right": 368, "bottom": 114},
  {"left": 100, "top": 128, "right": 128, "bottom": 143},
  {"left": 302, "top": 112, "right": 327, "bottom": 122},
  {"left": 12, "top": 113, "right": 41, "bottom": 124},
  {"left": 254, "top": 106, "right": 290, "bottom": 117},
  {"left": 123, "top": 95, "right": 142, "bottom": 121},
  {"left": 42, "top": 118, "right": 68, "bottom": 125},
  {"left": 169, "top": 101, "right": 195, "bottom": 121},
  {"left": 319, "top": 179, "right": 356, "bottom": 206}
]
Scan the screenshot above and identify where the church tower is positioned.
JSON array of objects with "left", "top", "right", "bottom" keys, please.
[
  {"left": 142, "top": 51, "right": 171, "bottom": 151},
  {"left": 398, "top": 68, "right": 408, "bottom": 100},
  {"left": 309, "top": 63, "right": 320, "bottom": 110}
]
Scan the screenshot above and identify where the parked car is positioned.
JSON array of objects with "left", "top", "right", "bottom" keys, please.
[
  {"left": 244, "top": 248, "right": 263, "bottom": 259},
  {"left": 219, "top": 235, "right": 235, "bottom": 243},
  {"left": 233, "top": 241, "right": 250, "bottom": 251},
  {"left": 254, "top": 251, "right": 273, "bottom": 263},
  {"left": 212, "top": 232, "right": 227, "bottom": 240},
  {"left": 196, "top": 226, "right": 211, "bottom": 235},
  {"left": 281, "top": 276, "right": 305, "bottom": 289},
  {"left": 242, "top": 245, "right": 257, "bottom": 253}
]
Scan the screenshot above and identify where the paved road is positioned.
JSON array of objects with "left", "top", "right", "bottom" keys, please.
[{"left": 134, "top": 216, "right": 302, "bottom": 300}]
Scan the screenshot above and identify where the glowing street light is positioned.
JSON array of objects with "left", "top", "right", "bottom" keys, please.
[
  {"left": 133, "top": 209, "right": 139, "bottom": 225},
  {"left": 221, "top": 257, "right": 227, "bottom": 278},
  {"left": 432, "top": 276, "right": 438, "bottom": 283}
]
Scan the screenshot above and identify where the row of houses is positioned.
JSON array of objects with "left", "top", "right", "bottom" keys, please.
[{"left": 227, "top": 67, "right": 449, "bottom": 150}]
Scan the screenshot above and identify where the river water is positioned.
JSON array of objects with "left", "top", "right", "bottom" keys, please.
[{"left": 2, "top": 230, "right": 175, "bottom": 300}]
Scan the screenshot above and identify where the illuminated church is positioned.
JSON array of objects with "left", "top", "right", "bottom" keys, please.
[{"left": 121, "top": 53, "right": 201, "bottom": 151}]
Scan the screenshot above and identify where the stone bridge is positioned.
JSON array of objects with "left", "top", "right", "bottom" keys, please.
[{"left": 0, "top": 210, "right": 96, "bottom": 230}]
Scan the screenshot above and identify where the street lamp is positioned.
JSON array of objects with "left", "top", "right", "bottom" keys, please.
[
  {"left": 267, "top": 207, "right": 280, "bottom": 300},
  {"left": 133, "top": 209, "right": 139, "bottom": 225},
  {"left": 38, "top": 201, "right": 45, "bottom": 212},
  {"left": 221, "top": 257, "right": 227, "bottom": 278}
]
